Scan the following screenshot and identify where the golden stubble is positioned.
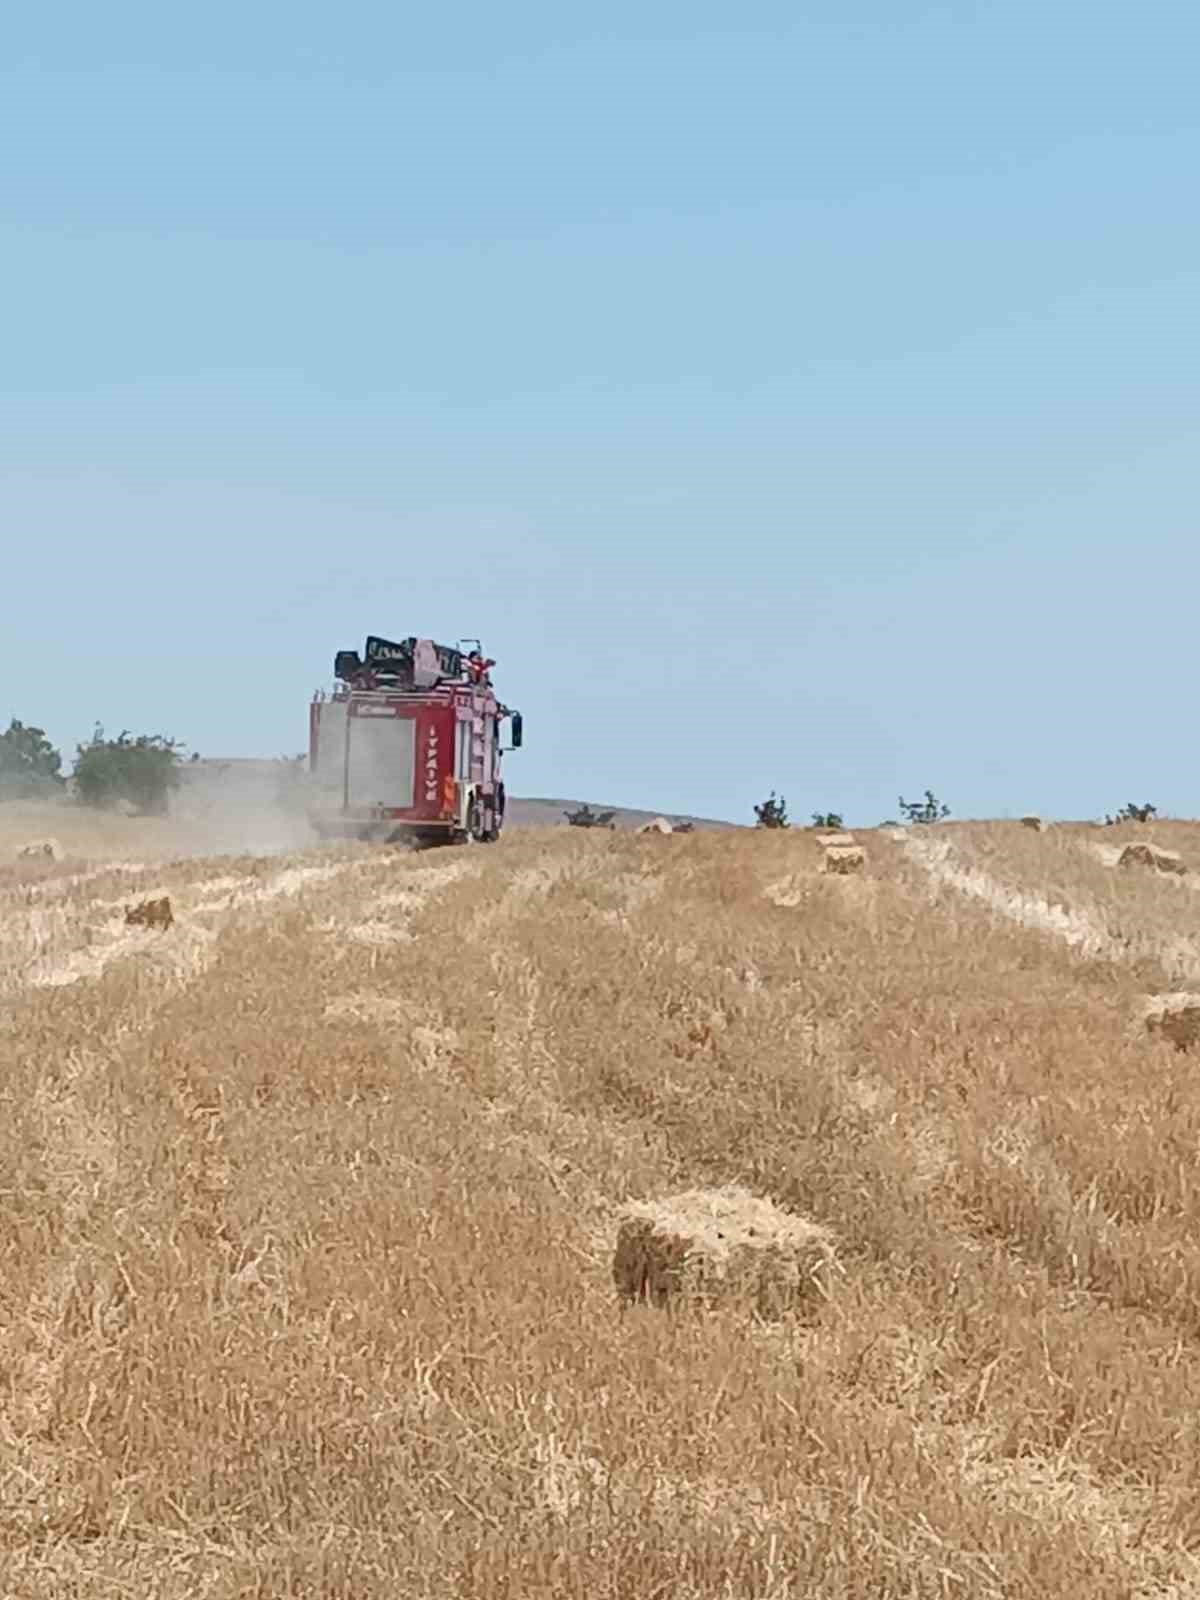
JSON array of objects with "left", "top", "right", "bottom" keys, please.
[{"left": 3, "top": 819, "right": 1200, "bottom": 1594}]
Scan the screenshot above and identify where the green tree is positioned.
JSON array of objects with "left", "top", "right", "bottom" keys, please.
[
  {"left": 0, "top": 718, "right": 64, "bottom": 797},
  {"left": 73, "top": 726, "right": 183, "bottom": 816},
  {"left": 898, "top": 789, "right": 950, "bottom": 825},
  {"left": 1105, "top": 802, "right": 1157, "bottom": 825},
  {"left": 754, "top": 792, "right": 789, "bottom": 829}
]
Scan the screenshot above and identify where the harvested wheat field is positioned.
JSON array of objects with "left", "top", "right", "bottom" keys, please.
[{"left": 10, "top": 813, "right": 1200, "bottom": 1594}]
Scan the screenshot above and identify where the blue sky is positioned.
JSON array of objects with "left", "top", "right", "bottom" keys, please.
[{"left": 3, "top": 2, "right": 1198, "bottom": 826}]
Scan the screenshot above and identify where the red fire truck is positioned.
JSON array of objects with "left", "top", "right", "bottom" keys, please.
[{"left": 307, "top": 636, "right": 523, "bottom": 846}]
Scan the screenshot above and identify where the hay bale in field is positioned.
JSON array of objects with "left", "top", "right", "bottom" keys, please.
[
  {"left": 1143, "top": 994, "right": 1200, "bottom": 1052},
  {"left": 764, "top": 873, "right": 806, "bottom": 908},
  {"left": 16, "top": 837, "right": 62, "bottom": 861},
  {"left": 1118, "top": 842, "right": 1186, "bottom": 876},
  {"left": 823, "top": 845, "right": 865, "bottom": 875},
  {"left": 637, "top": 817, "right": 674, "bottom": 836},
  {"left": 1020, "top": 816, "right": 1042, "bottom": 831},
  {"left": 816, "top": 831, "right": 856, "bottom": 849},
  {"left": 124, "top": 895, "right": 174, "bottom": 931},
  {"left": 612, "top": 1184, "right": 836, "bottom": 1319}
]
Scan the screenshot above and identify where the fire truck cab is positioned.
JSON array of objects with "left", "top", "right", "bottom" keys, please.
[{"left": 307, "top": 635, "right": 522, "bottom": 847}]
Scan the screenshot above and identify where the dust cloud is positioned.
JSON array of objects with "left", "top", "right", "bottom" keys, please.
[
  {"left": 0, "top": 759, "right": 320, "bottom": 869},
  {"left": 167, "top": 758, "right": 318, "bottom": 857}
]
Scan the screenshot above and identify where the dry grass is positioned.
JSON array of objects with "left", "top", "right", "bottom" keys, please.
[{"left": 8, "top": 810, "right": 1200, "bottom": 1593}]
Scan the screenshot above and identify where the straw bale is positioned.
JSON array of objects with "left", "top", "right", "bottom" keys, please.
[
  {"left": 1118, "top": 842, "right": 1186, "bottom": 876},
  {"left": 816, "top": 831, "right": 856, "bottom": 849},
  {"left": 1143, "top": 993, "right": 1200, "bottom": 1052},
  {"left": 125, "top": 896, "right": 174, "bottom": 931},
  {"left": 16, "top": 837, "right": 62, "bottom": 861},
  {"left": 823, "top": 845, "right": 865, "bottom": 875},
  {"left": 764, "top": 873, "right": 806, "bottom": 908},
  {"left": 612, "top": 1184, "right": 836, "bottom": 1318}
]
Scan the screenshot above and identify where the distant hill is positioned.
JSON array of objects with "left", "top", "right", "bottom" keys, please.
[{"left": 507, "top": 797, "right": 741, "bottom": 832}]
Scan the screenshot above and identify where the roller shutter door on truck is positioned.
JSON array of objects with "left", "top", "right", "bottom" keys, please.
[{"left": 347, "top": 712, "right": 416, "bottom": 810}]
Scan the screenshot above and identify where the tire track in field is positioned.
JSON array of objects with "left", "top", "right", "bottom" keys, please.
[
  {"left": 2, "top": 854, "right": 402, "bottom": 996},
  {"left": 8, "top": 846, "right": 488, "bottom": 1429},
  {"left": 320, "top": 855, "right": 484, "bottom": 946},
  {"left": 900, "top": 831, "right": 1200, "bottom": 981},
  {"left": 895, "top": 829, "right": 1200, "bottom": 1588}
]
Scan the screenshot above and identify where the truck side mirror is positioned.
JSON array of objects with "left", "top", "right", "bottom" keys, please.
[{"left": 510, "top": 712, "right": 523, "bottom": 749}]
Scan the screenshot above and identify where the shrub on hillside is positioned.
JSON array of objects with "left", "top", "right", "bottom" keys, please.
[
  {"left": 898, "top": 790, "right": 950, "bottom": 825},
  {"left": 73, "top": 725, "right": 183, "bottom": 816},
  {"left": 1105, "top": 802, "right": 1157, "bottom": 825},
  {"left": 565, "top": 803, "right": 616, "bottom": 829},
  {"left": 812, "top": 811, "right": 844, "bottom": 830},
  {"left": 0, "top": 718, "right": 64, "bottom": 798},
  {"left": 754, "top": 792, "right": 789, "bottom": 829}
]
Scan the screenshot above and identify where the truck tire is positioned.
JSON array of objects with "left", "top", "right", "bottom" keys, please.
[{"left": 464, "top": 797, "right": 485, "bottom": 845}]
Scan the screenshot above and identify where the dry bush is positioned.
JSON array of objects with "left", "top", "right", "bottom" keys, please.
[
  {"left": 1142, "top": 992, "right": 1200, "bottom": 1052},
  {"left": 124, "top": 894, "right": 174, "bottom": 929},
  {"left": 1119, "top": 840, "right": 1186, "bottom": 875},
  {"left": 8, "top": 820, "right": 1200, "bottom": 1592}
]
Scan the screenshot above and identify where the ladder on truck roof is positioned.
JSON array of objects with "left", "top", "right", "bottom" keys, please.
[{"left": 332, "top": 636, "right": 494, "bottom": 688}]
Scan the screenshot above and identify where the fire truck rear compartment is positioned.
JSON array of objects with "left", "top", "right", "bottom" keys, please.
[{"left": 348, "top": 714, "right": 416, "bottom": 811}]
